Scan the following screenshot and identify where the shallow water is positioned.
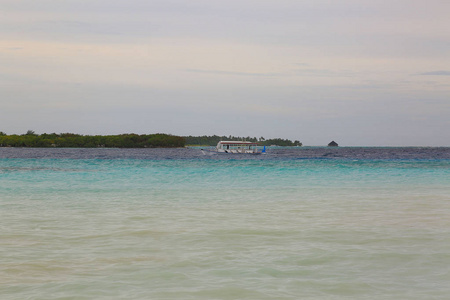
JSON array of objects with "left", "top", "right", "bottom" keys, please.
[{"left": 1, "top": 147, "right": 449, "bottom": 299}]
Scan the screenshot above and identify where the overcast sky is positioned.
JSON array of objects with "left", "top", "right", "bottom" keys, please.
[{"left": 1, "top": 0, "right": 449, "bottom": 146}]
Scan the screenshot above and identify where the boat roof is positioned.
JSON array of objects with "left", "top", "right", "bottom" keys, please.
[{"left": 218, "top": 141, "right": 258, "bottom": 145}]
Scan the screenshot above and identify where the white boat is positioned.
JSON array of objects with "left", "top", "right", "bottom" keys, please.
[{"left": 202, "top": 141, "right": 264, "bottom": 155}]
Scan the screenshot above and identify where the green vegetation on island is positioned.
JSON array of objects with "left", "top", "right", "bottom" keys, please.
[
  {"left": 0, "top": 131, "right": 185, "bottom": 148},
  {"left": 184, "top": 135, "right": 302, "bottom": 147},
  {"left": 0, "top": 131, "right": 302, "bottom": 148}
]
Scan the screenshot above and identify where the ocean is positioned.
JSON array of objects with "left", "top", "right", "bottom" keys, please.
[{"left": 1, "top": 147, "right": 449, "bottom": 299}]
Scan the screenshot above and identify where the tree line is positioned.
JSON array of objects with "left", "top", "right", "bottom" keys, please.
[
  {"left": 0, "top": 131, "right": 185, "bottom": 148},
  {"left": 0, "top": 131, "right": 301, "bottom": 148},
  {"left": 183, "top": 135, "right": 302, "bottom": 146}
]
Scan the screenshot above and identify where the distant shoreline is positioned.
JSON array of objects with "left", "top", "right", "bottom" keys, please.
[
  {"left": 0, "top": 133, "right": 185, "bottom": 148},
  {"left": 2, "top": 132, "right": 447, "bottom": 148},
  {"left": 0, "top": 133, "right": 303, "bottom": 148}
]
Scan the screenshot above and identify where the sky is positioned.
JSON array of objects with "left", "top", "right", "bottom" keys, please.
[{"left": 1, "top": 0, "right": 449, "bottom": 146}]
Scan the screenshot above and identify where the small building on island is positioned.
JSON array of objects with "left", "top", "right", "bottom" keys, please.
[{"left": 328, "top": 141, "right": 339, "bottom": 147}]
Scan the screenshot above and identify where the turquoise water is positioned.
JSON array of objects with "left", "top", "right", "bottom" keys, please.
[{"left": 1, "top": 148, "right": 450, "bottom": 299}]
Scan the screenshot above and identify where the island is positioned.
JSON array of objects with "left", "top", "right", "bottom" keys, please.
[
  {"left": 328, "top": 141, "right": 339, "bottom": 147},
  {"left": 0, "top": 131, "right": 303, "bottom": 148},
  {"left": 0, "top": 131, "right": 185, "bottom": 148},
  {"left": 184, "top": 135, "right": 302, "bottom": 147}
]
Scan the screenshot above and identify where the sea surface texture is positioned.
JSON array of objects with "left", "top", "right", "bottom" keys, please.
[{"left": 1, "top": 147, "right": 449, "bottom": 299}]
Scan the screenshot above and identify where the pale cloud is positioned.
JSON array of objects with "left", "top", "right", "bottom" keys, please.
[
  {"left": 419, "top": 71, "right": 450, "bottom": 76},
  {"left": 185, "top": 69, "right": 281, "bottom": 77}
]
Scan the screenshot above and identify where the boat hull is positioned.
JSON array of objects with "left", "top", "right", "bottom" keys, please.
[{"left": 201, "top": 149, "right": 262, "bottom": 155}]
